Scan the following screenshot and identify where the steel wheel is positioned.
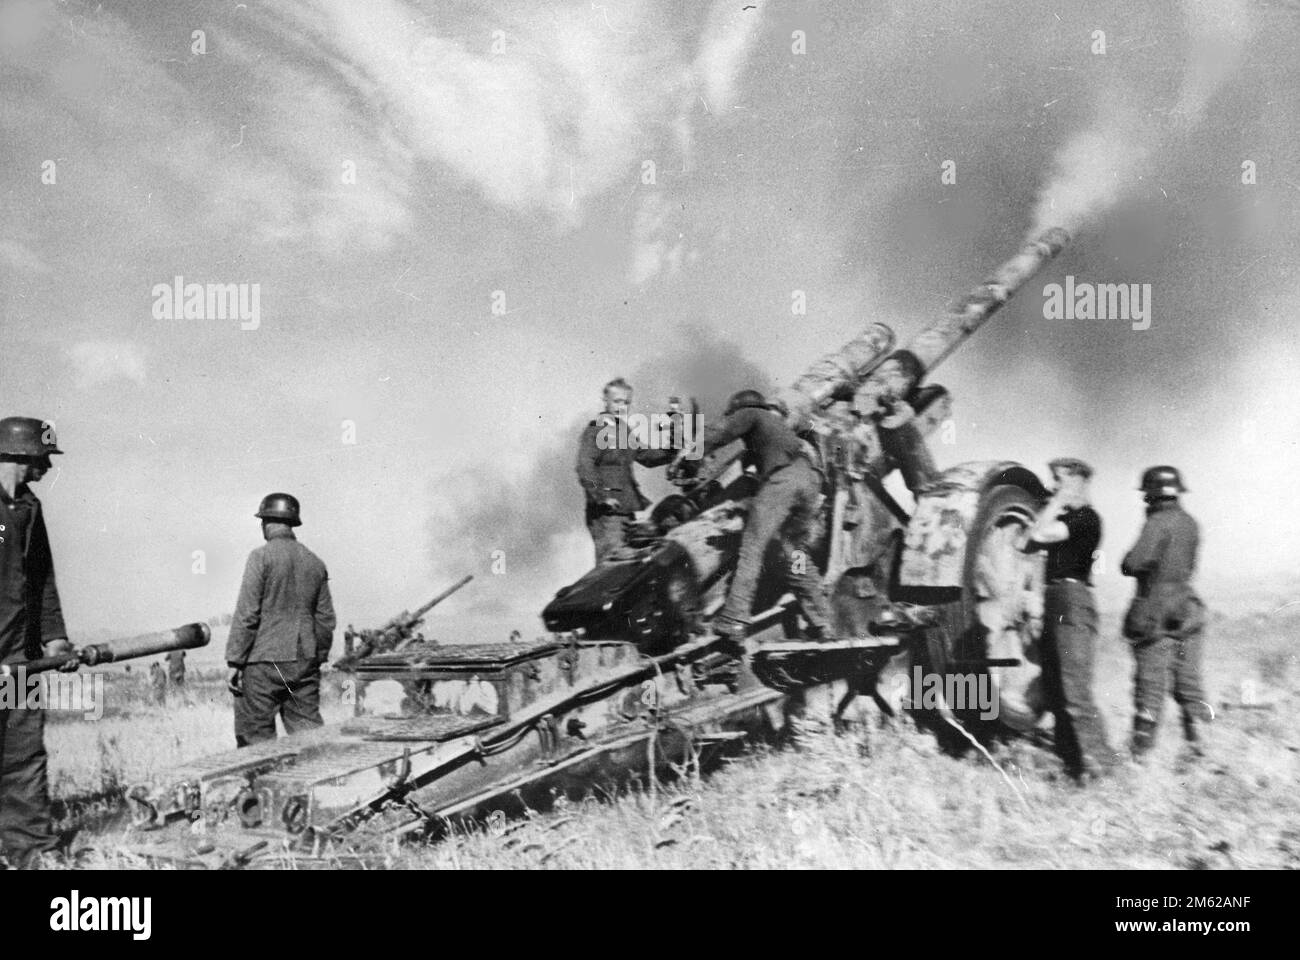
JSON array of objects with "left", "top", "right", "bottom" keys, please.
[
  {"left": 914, "top": 484, "right": 1046, "bottom": 735},
  {"left": 966, "top": 485, "right": 1046, "bottom": 732}
]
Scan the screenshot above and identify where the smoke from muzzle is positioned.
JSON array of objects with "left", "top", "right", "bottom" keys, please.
[
  {"left": 1030, "top": 0, "right": 1254, "bottom": 237},
  {"left": 1171, "top": 0, "right": 1254, "bottom": 131}
]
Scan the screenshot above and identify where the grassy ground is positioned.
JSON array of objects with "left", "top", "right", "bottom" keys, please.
[{"left": 46, "top": 597, "right": 1300, "bottom": 869}]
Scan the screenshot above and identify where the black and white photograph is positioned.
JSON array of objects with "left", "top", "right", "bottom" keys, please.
[{"left": 0, "top": 0, "right": 1296, "bottom": 901}]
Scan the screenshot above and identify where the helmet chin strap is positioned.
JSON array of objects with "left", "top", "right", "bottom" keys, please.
[{"left": 0, "top": 462, "right": 23, "bottom": 498}]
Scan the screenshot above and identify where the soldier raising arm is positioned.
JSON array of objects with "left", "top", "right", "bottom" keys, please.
[
  {"left": 1021, "top": 458, "right": 1121, "bottom": 781},
  {"left": 576, "top": 378, "right": 673, "bottom": 564}
]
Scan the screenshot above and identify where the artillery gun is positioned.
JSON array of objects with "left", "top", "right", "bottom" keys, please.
[
  {"left": 546, "top": 228, "right": 1068, "bottom": 729},
  {"left": 335, "top": 574, "right": 473, "bottom": 669},
  {"left": 117, "top": 229, "right": 1067, "bottom": 868}
]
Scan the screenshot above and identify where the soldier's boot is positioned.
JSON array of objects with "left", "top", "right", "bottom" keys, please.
[
  {"left": 802, "top": 622, "right": 840, "bottom": 644},
  {"left": 1074, "top": 740, "right": 1128, "bottom": 783},
  {"left": 709, "top": 615, "right": 749, "bottom": 659},
  {"left": 1182, "top": 712, "right": 1205, "bottom": 759},
  {"left": 1130, "top": 715, "right": 1158, "bottom": 763},
  {"left": 1073, "top": 756, "right": 1111, "bottom": 785}
]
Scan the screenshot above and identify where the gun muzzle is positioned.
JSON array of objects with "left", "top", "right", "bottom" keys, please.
[
  {"left": 1, "top": 622, "right": 211, "bottom": 677},
  {"left": 81, "top": 622, "right": 211, "bottom": 665}
]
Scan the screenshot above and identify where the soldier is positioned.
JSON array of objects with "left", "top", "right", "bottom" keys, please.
[
  {"left": 226, "top": 493, "right": 336, "bottom": 747},
  {"left": 677, "top": 389, "right": 836, "bottom": 647},
  {"left": 1023, "top": 458, "right": 1121, "bottom": 781},
  {"left": 0, "top": 416, "right": 76, "bottom": 867},
  {"left": 166, "top": 647, "right": 186, "bottom": 688},
  {"left": 1121, "top": 466, "right": 1208, "bottom": 760},
  {"left": 576, "top": 378, "right": 674, "bottom": 564},
  {"left": 851, "top": 350, "right": 941, "bottom": 495},
  {"left": 148, "top": 661, "right": 168, "bottom": 706}
]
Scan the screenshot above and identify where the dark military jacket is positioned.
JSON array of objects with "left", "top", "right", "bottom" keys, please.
[
  {"left": 226, "top": 529, "right": 336, "bottom": 666},
  {"left": 1040, "top": 505, "right": 1103, "bottom": 585},
  {"left": 0, "top": 483, "right": 66, "bottom": 664},
  {"left": 1121, "top": 501, "right": 1199, "bottom": 594},
  {"left": 1120, "top": 500, "right": 1202, "bottom": 641},
  {"left": 701, "top": 407, "right": 805, "bottom": 481},
  {"left": 576, "top": 414, "right": 673, "bottom": 516}
]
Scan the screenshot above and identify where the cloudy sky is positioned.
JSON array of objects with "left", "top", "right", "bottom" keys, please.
[{"left": 1, "top": 0, "right": 1297, "bottom": 640}]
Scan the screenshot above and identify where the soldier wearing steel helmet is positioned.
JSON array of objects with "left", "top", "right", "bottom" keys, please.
[
  {"left": 0, "top": 416, "right": 76, "bottom": 867},
  {"left": 226, "top": 493, "right": 336, "bottom": 747},
  {"left": 1121, "top": 466, "right": 1209, "bottom": 760},
  {"left": 675, "top": 389, "right": 836, "bottom": 647}
]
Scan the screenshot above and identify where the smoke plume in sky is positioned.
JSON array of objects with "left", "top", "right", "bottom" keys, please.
[{"left": 1032, "top": 0, "right": 1256, "bottom": 237}]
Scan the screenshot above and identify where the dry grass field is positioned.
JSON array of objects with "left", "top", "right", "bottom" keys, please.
[{"left": 45, "top": 588, "right": 1300, "bottom": 870}]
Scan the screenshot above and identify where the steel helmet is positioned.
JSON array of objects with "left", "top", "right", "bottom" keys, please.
[
  {"left": 724, "top": 389, "right": 769, "bottom": 416},
  {"left": 0, "top": 417, "right": 62, "bottom": 457},
  {"left": 1139, "top": 465, "right": 1186, "bottom": 497},
  {"left": 255, "top": 492, "right": 302, "bottom": 526}
]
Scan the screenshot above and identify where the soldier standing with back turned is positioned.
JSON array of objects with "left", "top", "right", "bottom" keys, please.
[
  {"left": 226, "top": 493, "right": 336, "bottom": 747},
  {"left": 1121, "top": 466, "right": 1209, "bottom": 760}
]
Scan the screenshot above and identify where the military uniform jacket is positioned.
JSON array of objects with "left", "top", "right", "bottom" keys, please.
[
  {"left": 1120, "top": 501, "right": 1202, "bottom": 641},
  {"left": 226, "top": 530, "right": 336, "bottom": 666},
  {"left": 576, "top": 415, "right": 673, "bottom": 516},
  {"left": 702, "top": 407, "right": 806, "bottom": 481},
  {"left": 0, "top": 484, "right": 66, "bottom": 664}
]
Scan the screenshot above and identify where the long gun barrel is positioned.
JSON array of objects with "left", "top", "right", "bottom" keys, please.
[
  {"left": 777, "top": 322, "right": 897, "bottom": 426},
  {"left": 339, "top": 575, "right": 475, "bottom": 667},
  {"left": 772, "top": 229, "right": 1068, "bottom": 430},
  {"left": 775, "top": 228, "right": 1069, "bottom": 429},
  {"left": 387, "top": 574, "right": 474, "bottom": 632},
  {"left": 544, "top": 227, "right": 1073, "bottom": 654},
  {"left": 901, "top": 227, "right": 1070, "bottom": 375},
  {"left": 1, "top": 622, "right": 211, "bottom": 677}
]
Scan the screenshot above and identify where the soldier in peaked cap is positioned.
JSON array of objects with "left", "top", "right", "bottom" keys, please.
[
  {"left": 226, "top": 493, "right": 337, "bottom": 747},
  {"left": 1022, "top": 457, "right": 1123, "bottom": 782}
]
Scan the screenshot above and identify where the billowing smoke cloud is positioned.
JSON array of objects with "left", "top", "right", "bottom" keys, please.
[
  {"left": 292, "top": 0, "right": 764, "bottom": 231},
  {"left": 429, "top": 328, "right": 776, "bottom": 617},
  {"left": 1031, "top": 0, "right": 1255, "bottom": 236},
  {"left": 1030, "top": 92, "right": 1150, "bottom": 236},
  {"left": 1171, "top": 0, "right": 1254, "bottom": 131}
]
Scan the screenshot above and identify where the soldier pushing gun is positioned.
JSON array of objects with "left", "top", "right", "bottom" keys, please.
[{"left": 675, "top": 389, "right": 837, "bottom": 650}]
